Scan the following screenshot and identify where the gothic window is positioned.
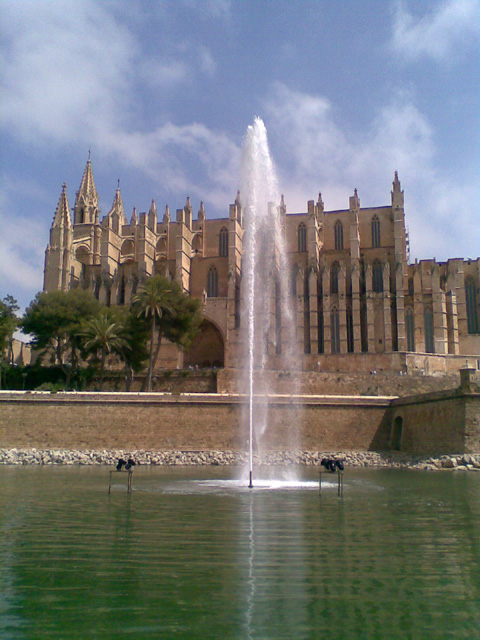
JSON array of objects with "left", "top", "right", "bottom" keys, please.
[
  {"left": 334, "top": 220, "right": 344, "bottom": 250},
  {"left": 465, "top": 276, "right": 479, "bottom": 334},
  {"left": 207, "top": 265, "right": 218, "bottom": 298},
  {"left": 424, "top": 307, "right": 434, "bottom": 353},
  {"left": 406, "top": 307, "right": 415, "bottom": 352},
  {"left": 79, "top": 208, "right": 85, "bottom": 224},
  {"left": 219, "top": 227, "right": 229, "bottom": 257},
  {"left": 330, "top": 261, "right": 340, "bottom": 295},
  {"left": 372, "top": 259, "right": 383, "bottom": 293},
  {"left": 347, "top": 306, "right": 354, "bottom": 353},
  {"left": 331, "top": 307, "right": 340, "bottom": 354},
  {"left": 298, "top": 223, "right": 307, "bottom": 252},
  {"left": 371, "top": 215, "right": 381, "bottom": 248}
]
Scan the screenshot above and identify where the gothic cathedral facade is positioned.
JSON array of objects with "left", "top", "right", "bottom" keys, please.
[{"left": 44, "top": 158, "right": 480, "bottom": 373}]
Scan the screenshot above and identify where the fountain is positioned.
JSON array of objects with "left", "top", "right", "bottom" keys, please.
[{"left": 240, "top": 118, "right": 300, "bottom": 487}]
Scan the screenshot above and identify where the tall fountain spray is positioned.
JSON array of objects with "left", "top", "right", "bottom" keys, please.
[{"left": 241, "top": 118, "right": 299, "bottom": 488}]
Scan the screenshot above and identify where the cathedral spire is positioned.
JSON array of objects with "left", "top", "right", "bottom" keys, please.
[
  {"left": 76, "top": 155, "right": 98, "bottom": 205},
  {"left": 391, "top": 171, "right": 404, "bottom": 208},
  {"left": 52, "top": 183, "right": 72, "bottom": 228}
]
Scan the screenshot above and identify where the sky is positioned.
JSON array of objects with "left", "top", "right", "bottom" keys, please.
[{"left": 1, "top": 0, "right": 479, "bottom": 312}]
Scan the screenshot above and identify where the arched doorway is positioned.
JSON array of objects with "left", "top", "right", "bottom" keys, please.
[{"left": 184, "top": 320, "right": 224, "bottom": 368}]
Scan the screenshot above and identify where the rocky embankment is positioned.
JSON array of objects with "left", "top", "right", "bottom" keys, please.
[{"left": 0, "top": 448, "right": 479, "bottom": 471}]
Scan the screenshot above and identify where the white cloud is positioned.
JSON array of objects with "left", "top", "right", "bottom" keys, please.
[
  {"left": 199, "top": 47, "right": 217, "bottom": 77},
  {"left": 263, "top": 82, "right": 479, "bottom": 261},
  {"left": 391, "top": 0, "right": 480, "bottom": 62}
]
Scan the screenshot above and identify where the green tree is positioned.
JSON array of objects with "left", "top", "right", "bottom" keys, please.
[
  {"left": 0, "top": 295, "right": 20, "bottom": 389},
  {"left": 132, "top": 276, "right": 202, "bottom": 391},
  {"left": 22, "top": 289, "right": 101, "bottom": 385},
  {"left": 80, "top": 311, "right": 128, "bottom": 391}
]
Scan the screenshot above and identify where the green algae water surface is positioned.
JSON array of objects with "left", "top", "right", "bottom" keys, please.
[{"left": 0, "top": 466, "right": 479, "bottom": 640}]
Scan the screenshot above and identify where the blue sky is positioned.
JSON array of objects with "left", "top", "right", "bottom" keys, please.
[{"left": 1, "top": 0, "right": 479, "bottom": 311}]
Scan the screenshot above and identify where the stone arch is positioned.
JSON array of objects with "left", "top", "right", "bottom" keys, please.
[
  {"left": 75, "top": 245, "right": 90, "bottom": 265},
  {"left": 156, "top": 237, "right": 167, "bottom": 260},
  {"left": 184, "top": 319, "right": 224, "bottom": 368},
  {"left": 192, "top": 233, "right": 203, "bottom": 257},
  {"left": 120, "top": 239, "right": 135, "bottom": 263}
]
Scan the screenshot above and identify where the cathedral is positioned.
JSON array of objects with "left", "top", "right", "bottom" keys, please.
[{"left": 44, "top": 158, "right": 480, "bottom": 374}]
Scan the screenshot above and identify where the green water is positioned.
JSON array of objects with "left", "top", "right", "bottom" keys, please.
[{"left": 0, "top": 466, "right": 479, "bottom": 640}]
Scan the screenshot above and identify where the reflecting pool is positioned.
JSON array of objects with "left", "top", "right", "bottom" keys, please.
[{"left": 1, "top": 466, "right": 479, "bottom": 639}]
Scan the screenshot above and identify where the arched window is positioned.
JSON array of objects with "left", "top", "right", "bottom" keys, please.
[
  {"left": 465, "top": 276, "right": 479, "bottom": 334},
  {"left": 406, "top": 307, "right": 415, "bottom": 352},
  {"left": 346, "top": 306, "right": 354, "bottom": 353},
  {"left": 207, "top": 265, "right": 218, "bottom": 298},
  {"left": 424, "top": 307, "right": 434, "bottom": 353},
  {"left": 371, "top": 215, "right": 381, "bottom": 248},
  {"left": 331, "top": 307, "right": 340, "bottom": 354},
  {"left": 330, "top": 261, "right": 340, "bottom": 295},
  {"left": 219, "top": 227, "right": 229, "bottom": 257},
  {"left": 298, "top": 223, "right": 307, "bottom": 252},
  {"left": 372, "top": 259, "right": 383, "bottom": 293},
  {"left": 334, "top": 220, "right": 343, "bottom": 250}
]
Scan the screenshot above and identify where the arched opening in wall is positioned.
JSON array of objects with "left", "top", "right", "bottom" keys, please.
[
  {"left": 207, "top": 265, "right": 218, "bottom": 298},
  {"left": 156, "top": 237, "right": 167, "bottom": 259},
  {"left": 219, "top": 227, "right": 229, "bottom": 257},
  {"left": 334, "top": 219, "right": 343, "bottom": 250},
  {"left": 408, "top": 277, "right": 414, "bottom": 296},
  {"left": 391, "top": 416, "right": 403, "bottom": 451},
  {"left": 192, "top": 233, "right": 203, "bottom": 257},
  {"left": 331, "top": 306, "right": 340, "bottom": 354},
  {"left": 297, "top": 223, "right": 307, "bottom": 252},
  {"left": 120, "top": 239, "right": 135, "bottom": 263},
  {"left": 330, "top": 261, "right": 339, "bottom": 294},
  {"left": 75, "top": 245, "right": 90, "bottom": 266},
  {"left": 360, "top": 300, "right": 368, "bottom": 352},
  {"left": 184, "top": 320, "right": 224, "bottom": 368}
]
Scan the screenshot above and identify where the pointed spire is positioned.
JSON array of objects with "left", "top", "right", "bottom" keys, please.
[
  {"left": 130, "top": 207, "right": 138, "bottom": 226},
  {"left": 149, "top": 199, "right": 157, "bottom": 214},
  {"left": 391, "top": 171, "right": 404, "bottom": 207},
  {"left": 107, "top": 183, "right": 126, "bottom": 227},
  {"left": 185, "top": 196, "right": 191, "bottom": 209},
  {"left": 52, "top": 183, "right": 71, "bottom": 228},
  {"left": 235, "top": 190, "right": 241, "bottom": 206},
  {"left": 163, "top": 205, "right": 170, "bottom": 224},
  {"left": 76, "top": 154, "right": 98, "bottom": 206}
]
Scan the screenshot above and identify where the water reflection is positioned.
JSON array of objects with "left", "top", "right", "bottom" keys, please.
[{"left": 0, "top": 467, "right": 479, "bottom": 639}]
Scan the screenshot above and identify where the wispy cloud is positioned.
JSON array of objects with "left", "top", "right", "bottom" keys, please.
[
  {"left": 263, "top": 82, "right": 479, "bottom": 261},
  {"left": 390, "top": 0, "right": 479, "bottom": 63}
]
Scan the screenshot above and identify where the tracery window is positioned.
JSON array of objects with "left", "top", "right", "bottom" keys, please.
[
  {"left": 406, "top": 307, "right": 415, "bottom": 352},
  {"left": 334, "top": 220, "right": 343, "bottom": 250},
  {"left": 207, "top": 265, "right": 218, "bottom": 298},
  {"left": 465, "top": 276, "right": 479, "bottom": 334},
  {"left": 331, "top": 307, "right": 340, "bottom": 354},
  {"left": 219, "top": 227, "right": 229, "bottom": 257},
  {"left": 298, "top": 223, "right": 307, "bottom": 252},
  {"left": 424, "top": 307, "right": 434, "bottom": 353},
  {"left": 371, "top": 215, "right": 381, "bottom": 248},
  {"left": 330, "top": 261, "right": 340, "bottom": 295},
  {"left": 372, "top": 259, "right": 383, "bottom": 293}
]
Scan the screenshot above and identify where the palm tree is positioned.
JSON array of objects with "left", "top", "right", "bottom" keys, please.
[
  {"left": 81, "top": 313, "right": 128, "bottom": 391},
  {"left": 132, "top": 276, "right": 173, "bottom": 392}
]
